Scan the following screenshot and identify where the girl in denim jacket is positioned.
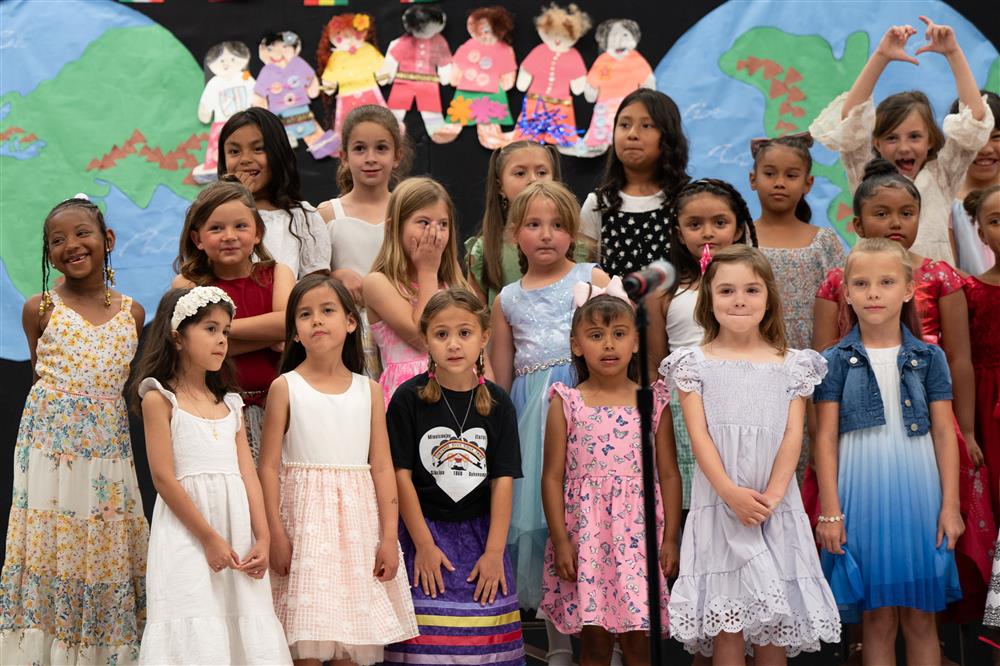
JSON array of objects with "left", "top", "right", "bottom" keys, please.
[{"left": 814, "top": 238, "right": 964, "bottom": 666}]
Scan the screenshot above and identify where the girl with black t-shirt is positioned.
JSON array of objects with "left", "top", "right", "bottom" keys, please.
[{"left": 383, "top": 289, "right": 525, "bottom": 665}]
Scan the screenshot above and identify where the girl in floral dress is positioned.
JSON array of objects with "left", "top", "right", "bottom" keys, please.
[{"left": 0, "top": 196, "right": 149, "bottom": 664}]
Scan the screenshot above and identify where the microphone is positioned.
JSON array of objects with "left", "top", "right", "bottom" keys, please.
[{"left": 622, "top": 260, "right": 677, "bottom": 299}]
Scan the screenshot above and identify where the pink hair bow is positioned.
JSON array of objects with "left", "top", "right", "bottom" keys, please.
[
  {"left": 572, "top": 276, "right": 630, "bottom": 307},
  {"left": 699, "top": 244, "right": 712, "bottom": 275}
]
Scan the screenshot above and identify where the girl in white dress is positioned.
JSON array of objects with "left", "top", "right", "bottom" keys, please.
[{"left": 133, "top": 286, "right": 291, "bottom": 665}]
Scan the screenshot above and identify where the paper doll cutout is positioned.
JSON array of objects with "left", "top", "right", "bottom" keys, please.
[
  {"left": 570, "top": 19, "right": 654, "bottom": 158},
  {"left": 253, "top": 31, "right": 338, "bottom": 159},
  {"left": 192, "top": 41, "right": 256, "bottom": 183},
  {"left": 512, "top": 3, "right": 591, "bottom": 149},
  {"left": 317, "top": 13, "right": 395, "bottom": 155},
  {"left": 381, "top": 4, "right": 461, "bottom": 144},
  {"left": 445, "top": 7, "right": 518, "bottom": 150}
]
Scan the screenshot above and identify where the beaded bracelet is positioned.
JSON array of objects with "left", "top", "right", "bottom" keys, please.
[{"left": 817, "top": 514, "right": 846, "bottom": 523}]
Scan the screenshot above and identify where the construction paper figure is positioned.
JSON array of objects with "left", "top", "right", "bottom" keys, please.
[
  {"left": 192, "top": 41, "right": 256, "bottom": 183},
  {"left": 575, "top": 19, "right": 654, "bottom": 157},
  {"left": 512, "top": 3, "right": 591, "bottom": 148},
  {"left": 446, "top": 6, "right": 518, "bottom": 150},
  {"left": 253, "top": 31, "right": 338, "bottom": 159},
  {"left": 381, "top": 4, "right": 460, "bottom": 143}
]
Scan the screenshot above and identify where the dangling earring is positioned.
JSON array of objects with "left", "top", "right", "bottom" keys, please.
[
  {"left": 499, "top": 192, "right": 509, "bottom": 210},
  {"left": 103, "top": 249, "right": 115, "bottom": 307}
]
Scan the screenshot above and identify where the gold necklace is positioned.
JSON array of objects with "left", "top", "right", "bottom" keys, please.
[{"left": 178, "top": 384, "right": 219, "bottom": 440}]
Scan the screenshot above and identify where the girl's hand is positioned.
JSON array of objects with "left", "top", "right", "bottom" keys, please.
[
  {"left": 410, "top": 224, "right": 446, "bottom": 275},
  {"left": 332, "top": 268, "right": 365, "bottom": 306},
  {"left": 874, "top": 24, "right": 919, "bottom": 65},
  {"left": 915, "top": 16, "right": 960, "bottom": 57},
  {"left": 965, "top": 435, "right": 985, "bottom": 468},
  {"left": 202, "top": 532, "right": 240, "bottom": 573},
  {"left": 722, "top": 486, "right": 772, "bottom": 526},
  {"left": 659, "top": 537, "right": 680, "bottom": 578},
  {"left": 373, "top": 539, "right": 400, "bottom": 582},
  {"left": 937, "top": 507, "right": 965, "bottom": 550},
  {"left": 816, "top": 521, "right": 847, "bottom": 555},
  {"left": 238, "top": 540, "right": 269, "bottom": 579},
  {"left": 553, "top": 539, "right": 578, "bottom": 583},
  {"left": 412, "top": 543, "right": 455, "bottom": 598},
  {"left": 468, "top": 550, "right": 507, "bottom": 605},
  {"left": 232, "top": 170, "right": 257, "bottom": 192},
  {"left": 269, "top": 529, "right": 292, "bottom": 576}
]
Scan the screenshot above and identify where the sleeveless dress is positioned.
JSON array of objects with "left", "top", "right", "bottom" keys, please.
[
  {"left": 664, "top": 286, "right": 702, "bottom": 509},
  {"left": 500, "top": 261, "right": 595, "bottom": 610},
  {"left": 661, "top": 347, "right": 840, "bottom": 657},
  {"left": 0, "top": 293, "right": 148, "bottom": 665},
  {"left": 965, "top": 277, "right": 1000, "bottom": 517},
  {"left": 327, "top": 197, "right": 385, "bottom": 378},
  {"left": 271, "top": 371, "right": 417, "bottom": 664},
  {"left": 137, "top": 379, "right": 291, "bottom": 666},
  {"left": 539, "top": 382, "right": 671, "bottom": 634}
]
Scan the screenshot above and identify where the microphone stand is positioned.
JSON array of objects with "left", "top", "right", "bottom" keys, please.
[{"left": 634, "top": 296, "right": 663, "bottom": 663}]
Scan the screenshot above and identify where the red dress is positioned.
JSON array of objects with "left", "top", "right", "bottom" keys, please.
[
  {"left": 965, "top": 276, "right": 1000, "bottom": 519},
  {"left": 812, "top": 258, "right": 995, "bottom": 621}
]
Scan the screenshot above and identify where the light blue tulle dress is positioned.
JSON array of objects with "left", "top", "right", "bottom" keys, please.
[
  {"left": 500, "top": 262, "right": 595, "bottom": 610},
  {"left": 820, "top": 345, "right": 962, "bottom": 623}
]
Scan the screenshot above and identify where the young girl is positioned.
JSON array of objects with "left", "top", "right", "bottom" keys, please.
[
  {"left": 809, "top": 17, "right": 992, "bottom": 263},
  {"left": 580, "top": 88, "right": 690, "bottom": 277},
  {"left": 0, "top": 197, "right": 148, "bottom": 665},
  {"left": 319, "top": 104, "right": 411, "bottom": 376},
  {"left": 490, "top": 180, "right": 610, "bottom": 660},
  {"left": 812, "top": 160, "right": 994, "bottom": 623},
  {"left": 661, "top": 245, "right": 840, "bottom": 663},
  {"left": 362, "top": 177, "right": 469, "bottom": 407},
  {"left": 259, "top": 275, "right": 418, "bottom": 665},
  {"left": 173, "top": 179, "right": 294, "bottom": 461},
  {"left": 219, "top": 108, "right": 331, "bottom": 279},
  {"left": 133, "top": 287, "right": 290, "bottom": 665},
  {"left": 646, "top": 178, "right": 757, "bottom": 511},
  {"left": 467, "top": 140, "right": 562, "bottom": 308},
  {"left": 383, "top": 288, "right": 525, "bottom": 665},
  {"left": 540, "top": 294, "right": 682, "bottom": 666},
  {"left": 814, "top": 238, "right": 962, "bottom": 666},
  {"left": 962, "top": 186, "right": 1000, "bottom": 516},
  {"left": 951, "top": 91, "right": 1000, "bottom": 274}
]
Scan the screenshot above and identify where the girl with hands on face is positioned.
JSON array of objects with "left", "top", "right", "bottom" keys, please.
[
  {"left": 362, "top": 177, "right": 471, "bottom": 407},
  {"left": 661, "top": 246, "right": 840, "bottom": 665},
  {"left": 383, "top": 289, "right": 526, "bottom": 665}
]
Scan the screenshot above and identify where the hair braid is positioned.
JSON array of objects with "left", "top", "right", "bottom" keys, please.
[
  {"left": 418, "top": 357, "right": 442, "bottom": 404},
  {"left": 474, "top": 350, "right": 492, "bottom": 415}
]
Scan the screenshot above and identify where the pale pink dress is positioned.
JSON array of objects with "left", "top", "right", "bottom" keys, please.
[
  {"left": 370, "top": 317, "right": 428, "bottom": 409},
  {"left": 270, "top": 371, "right": 418, "bottom": 665}
]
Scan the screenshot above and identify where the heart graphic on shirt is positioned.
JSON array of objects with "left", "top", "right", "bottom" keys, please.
[{"left": 419, "top": 426, "right": 489, "bottom": 503}]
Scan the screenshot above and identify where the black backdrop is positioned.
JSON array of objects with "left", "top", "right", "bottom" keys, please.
[{"left": 2, "top": 0, "right": 998, "bottom": 593}]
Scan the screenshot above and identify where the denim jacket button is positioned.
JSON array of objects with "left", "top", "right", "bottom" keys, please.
[
  {"left": 849, "top": 356, "right": 858, "bottom": 365},
  {"left": 910, "top": 423, "right": 918, "bottom": 431},
  {"left": 910, "top": 359, "right": 919, "bottom": 367},
  {"left": 904, "top": 399, "right": 912, "bottom": 407}
]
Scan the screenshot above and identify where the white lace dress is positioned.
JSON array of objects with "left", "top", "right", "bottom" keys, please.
[
  {"left": 660, "top": 348, "right": 841, "bottom": 657},
  {"left": 137, "top": 378, "right": 291, "bottom": 665},
  {"left": 809, "top": 92, "right": 993, "bottom": 263}
]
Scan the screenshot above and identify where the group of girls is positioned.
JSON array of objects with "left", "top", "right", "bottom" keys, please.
[{"left": 2, "top": 14, "right": 1000, "bottom": 666}]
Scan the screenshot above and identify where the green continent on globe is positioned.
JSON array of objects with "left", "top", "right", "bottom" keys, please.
[
  {"left": 719, "top": 27, "right": 870, "bottom": 243},
  {"left": 988, "top": 56, "right": 1000, "bottom": 93},
  {"left": 0, "top": 25, "right": 205, "bottom": 298}
]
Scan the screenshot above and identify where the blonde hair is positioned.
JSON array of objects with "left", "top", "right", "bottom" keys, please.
[
  {"left": 695, "top": 245, "right": 787, "bottom": 352},
  {"left": 369, "top": 177, "right": 469, "bottom": 298},
  {"left": 506, "top": 181, "right": 585, "bottom": 272},
  {"left": 418, "top": 288, "right": 493, "bottom": 415},
  {"left": 535, "top": 3, "right": 592, "bottom": 40},
  {"left": 174, "top": 178, "right": 274, "bottom": 286},
  {"left": 844, "top": 237, "right": 921, "bottom": 337}
]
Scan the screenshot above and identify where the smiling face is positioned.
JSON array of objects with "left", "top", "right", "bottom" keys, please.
[
  {"left": 499, "top": 145, "right": 555, "bottom": 201},
  {"left": 190, "top": 199, "right": 261, "bottom": 272},
  {"left": 425, "top": 305, "right": 489, "bottom": 381},
  {"left": 968, "top": 128, "right": 1000, "bottom": 185},
  {"left": 605, "top": 22, "right": 637, "bottom": 57},
  {"left": 750, "top": 144, "right": 813, "bottom": 216},
  {"left": 293, "top": 284, "right": 356, "bottom": 354},
  {"left": 613, "top": 101, "right": 662, "bottom": 171},
  {"left": 223, "top": 124, "right": 270, "bottom": 197},
  {"left": 975, "top": 190, "right": 1000, "bottom": 259},
  {"left": 844, "top": 250, "right": 915, "bottom": 329},
  {"left": 571, "top": 311, "right": 637, "bottom": 380},
  {"left": 873, "top": 110, "right": 931, "bottom": 179},
  {"left": 208, "top": 46, "right": 250, "bottom": 80},
  {"left": 45, "top": 207, "right": 113, "bottom": 282},
  {"left": 259, "top": 40, "right": 297, "bottom": 67},
  {"left": 330, "top": 28, "right": 364, "bottom": 52},
  {"left": 513, "top": 196, "right": 573, "bottom": 269},
  {"left": 676, "top": 192, "right": 743, "bottom": 258},
  {"left": 708, "top": 262, "right": 769, "bottom": 336},
  {"left": 176, "top": 305, "right": 232, "bottom": 373},
  {"left": 342, "top": 121, "right": 400, "bottom": 190},
  {"left": 855, "top": 185, "right": 920, "bottom": 249}
]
